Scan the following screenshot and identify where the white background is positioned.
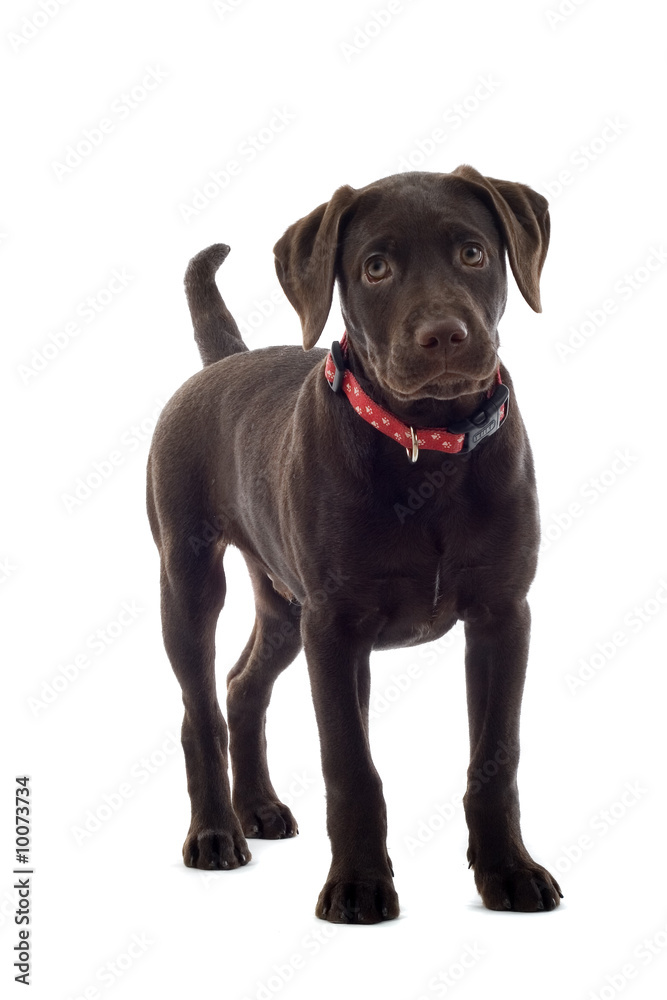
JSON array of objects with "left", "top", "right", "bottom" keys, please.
[{"left": 2, "top": 1, "right": 667, "bottom": 998}]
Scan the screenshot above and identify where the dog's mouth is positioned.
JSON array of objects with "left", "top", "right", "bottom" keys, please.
[{"left": 374, "top": 364, "right": 499, "bottom": 403}]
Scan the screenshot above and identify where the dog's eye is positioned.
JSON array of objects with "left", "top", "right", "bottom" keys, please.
[
  {"left": 364, "top": 257, "right": 391, "bottom": 282},
  {"left": 461, "top": 244, "right": 485, "bottom": 267}
]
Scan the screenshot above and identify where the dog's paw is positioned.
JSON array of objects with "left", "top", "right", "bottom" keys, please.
[
  {"left": 472, "top": 860, "right": 563, "bottom": 912},
  {"left": 183, "top": 820, "right": 251, "bottom": 870},
  {"left": 234, "top": 798, "right": 299, "bottom": 840},
  {"left": 315, "top": 872, "right": 399, "bottom": 924}
]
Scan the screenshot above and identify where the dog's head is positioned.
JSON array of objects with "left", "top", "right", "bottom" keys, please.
[{"left": 273, "top": 166, "right": 549, "bottom": 402}]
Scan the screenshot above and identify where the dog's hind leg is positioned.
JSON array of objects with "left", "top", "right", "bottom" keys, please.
[
  {"left": 155, "top": 510, "right": 250, "bottom": 870},
  {"left": 226, "top": 555, "right": 301, "bottom": 839}
]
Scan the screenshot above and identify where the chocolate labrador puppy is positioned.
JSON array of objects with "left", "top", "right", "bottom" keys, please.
[{"left": 146, "top": 165, "right": 563, "bottom": 922}]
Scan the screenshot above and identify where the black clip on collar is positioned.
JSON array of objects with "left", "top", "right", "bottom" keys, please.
[
  {"left": 447, "top": 383, "right": 510, "bottom": 454},
  {"left": 330, "top": 340, "right": 346, "bottom": 394}
]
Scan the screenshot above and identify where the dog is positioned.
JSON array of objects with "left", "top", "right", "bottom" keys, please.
[{"left": 146, "top": 165, "right": 563, "bottom": 923}]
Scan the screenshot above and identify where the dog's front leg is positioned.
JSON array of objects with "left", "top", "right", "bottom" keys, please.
[
  {"left": 301, "top": 608, "right": 399, "bottom": 924},
  {"left": 463, "top": 598, "right": 562, "bottom": 910}
]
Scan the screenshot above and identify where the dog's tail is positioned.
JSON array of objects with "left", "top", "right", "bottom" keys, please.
[{"left": 184, "top": 244, "right": 248, "bottom": 366}]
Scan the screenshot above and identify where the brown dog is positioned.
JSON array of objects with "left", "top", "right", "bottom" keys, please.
[{"left": 146, "top": 165, "right": 563, "bottom": 922}]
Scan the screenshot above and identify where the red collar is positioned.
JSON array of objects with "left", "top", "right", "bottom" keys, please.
[{"left": 324, "top": 332, "right": 509, "bottom": 462}]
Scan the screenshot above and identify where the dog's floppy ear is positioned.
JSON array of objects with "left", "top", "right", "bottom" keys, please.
[
  {"left": 451, "top": 165, "right": 549, "bottom": 312},
  {"left": 274, "top": 185, "right": 357, "bottom": 350}
]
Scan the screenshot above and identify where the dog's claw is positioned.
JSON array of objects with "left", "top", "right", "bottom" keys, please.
[
  {"left": 473, "top": 861, "right": 562, "bottom": 912},
  {"left": 316, "top": 873, "right": 399, "bottom": 924},
  {"left": 182, "top": 823, "right": 251, "bottom": 870},
  {"left": 234, "top": 799, "right": 299, "bottom": 840}
]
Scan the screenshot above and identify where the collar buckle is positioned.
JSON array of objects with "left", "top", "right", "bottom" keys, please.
[
  {"left": 329, "top": 340, "right": 346, "bottom": 393},
  {"left": 447, "top": 383, "right": 510, "bottom": 454}
]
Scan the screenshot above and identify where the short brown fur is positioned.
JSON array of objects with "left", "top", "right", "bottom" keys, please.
[{"left": 147, "top": 167, "right": 562, "bottom": 922}]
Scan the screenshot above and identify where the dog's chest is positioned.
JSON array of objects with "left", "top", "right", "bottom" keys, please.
[
  {"left": 364, "top": 534, "right": 491, "bottom": 650},
  {"left": 369, "top": 563, "right": 457, "bottom": 649},
  {"left": 352, "top": 477, "right": 498, "bottom": 648}
]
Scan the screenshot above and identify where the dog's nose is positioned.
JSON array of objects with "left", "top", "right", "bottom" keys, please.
[{"left": 415, "top": 318, "right": 468, "bottom": 350}]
